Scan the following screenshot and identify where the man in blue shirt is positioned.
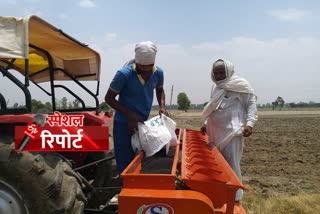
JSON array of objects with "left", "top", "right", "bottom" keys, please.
[{"left": 105, "top": 41, "right": 167, "bottom": 175}]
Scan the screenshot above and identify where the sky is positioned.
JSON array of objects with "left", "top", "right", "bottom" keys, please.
[{"left": 0, "top": 0, "right": 320, "bottom": 107}]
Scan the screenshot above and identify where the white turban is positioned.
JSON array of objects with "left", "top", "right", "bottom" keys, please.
[
  {"left": 211, "top": 59, "right": 234, "bottom": 82},
  {"left": 202, "top": 59, "right": 256, "bottom": 118},
  {"left": 134, "top": 41, "right": 157, "bottom": 65}
]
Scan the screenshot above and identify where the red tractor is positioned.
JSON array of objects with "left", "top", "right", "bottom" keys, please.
[{"left": 0, "top": 15, "right": 118, "bottom": 214}]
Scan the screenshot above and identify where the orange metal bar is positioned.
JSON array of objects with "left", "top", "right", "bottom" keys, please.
[
  {"left": 181, "top": 129, "right": 246, "bottom": 214},
  {"left": 171, "top": 142, "right": 180, "bottom": 175}
]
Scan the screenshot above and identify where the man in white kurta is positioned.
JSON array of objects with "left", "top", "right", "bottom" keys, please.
[{"left": 201, "top": 59, "right": 258, "bottom": 202}]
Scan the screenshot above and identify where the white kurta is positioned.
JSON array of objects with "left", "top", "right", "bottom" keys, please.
[
  {"left": 207, "top": 91, "right": 257, "bottom": 149},
  {"left": 206, "top": 91, "right": 257, "bottom": 201}
]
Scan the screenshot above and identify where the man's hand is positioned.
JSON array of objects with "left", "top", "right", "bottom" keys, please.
[
  {"left": 243, "top": 126, "right": 253, "bottom": 137},
  {"left": 156, "top": 87, "right": 167, "bottom": 117},
  {"left": 159, "top": 107, "right": 169, "bottom": 117},
  {"left": 105, "top": 89, "right": 145, "bottom": 135},
  {"left": 200, "top": 124, "right": 207, "bottom": 135},
  {"left": 128, "top": 113, "right": 144, "bottom": 135}
]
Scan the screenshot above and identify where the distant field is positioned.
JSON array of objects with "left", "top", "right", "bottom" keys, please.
[
  {"left": 257, "top": 109, "right": 320, "bottom": 116},
  {"left": 110, "top": 110, "right": 320, "bottom": 213},
  {"left": 168, "top": 110, "right": 320, "bottom": 214}
]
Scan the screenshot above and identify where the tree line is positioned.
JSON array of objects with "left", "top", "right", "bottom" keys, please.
[
  {"left": 12, "top": 94, "right": 319, "bottom": 113},
  {"left": 160, "top": 94, "right": 320, "bottom": 111},
  {"left": 12, "top": 97, "right": 110, "bottom": 113},
  {"left": 258, "top": 101, "right": 320, "bottom": 109}
]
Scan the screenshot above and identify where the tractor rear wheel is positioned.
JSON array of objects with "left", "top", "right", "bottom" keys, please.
[{"left": 0, "top": 142, "right": 86, "bottom": 214}]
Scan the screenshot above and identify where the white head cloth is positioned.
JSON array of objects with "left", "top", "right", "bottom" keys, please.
[
  {"left": 134, "top": 41, "right": 157, "bottom": 65},
  {"left": 202, "top": 59, "right": 256, "bottom": 118}
]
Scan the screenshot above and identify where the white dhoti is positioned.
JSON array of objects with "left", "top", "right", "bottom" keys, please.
[
  {"left": 206, "top": 91, "right": 257, "bottom": 201},
  {"left": 221, "top": 136, "right": 244, "bottom": 201}
]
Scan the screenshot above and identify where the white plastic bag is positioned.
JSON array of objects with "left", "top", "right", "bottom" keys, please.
[
  {"left": 131, "top": 115, "right": 178, "bottom": 157},
  {"left": 131, "top": 133, "right": 142, "bottom": 154},
  {"left": 160, "top": 114, "right": 178, "bottom": 147}
]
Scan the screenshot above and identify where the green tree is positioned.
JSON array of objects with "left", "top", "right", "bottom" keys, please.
[
  {"left": 73, "top": 99, "right": 80, "bottom": 108},
  {"left": 272, "top": 96, "right": 285, "bottom": 110},
  {"left": 31, "top": 99, "right": 45, "bottom": 113},
  {"left": 177, "top": 92, "right": 191, "bottom": 112},
  {"left": 272, "top": 101, "right": 278, "bottom": 110},
  {"left": 44, "top": 102, "right": 52, "bottom": 111},
  {"left": 277, "top": 96, "right": 285, "bottom": 109},
  {"left": 61, "top": 97, "right": 68, "bottom": 109}
]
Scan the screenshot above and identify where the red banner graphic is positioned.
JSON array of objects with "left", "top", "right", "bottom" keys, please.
[{"left": 15, "top": 126, "right": 109, "bottom": 152}]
